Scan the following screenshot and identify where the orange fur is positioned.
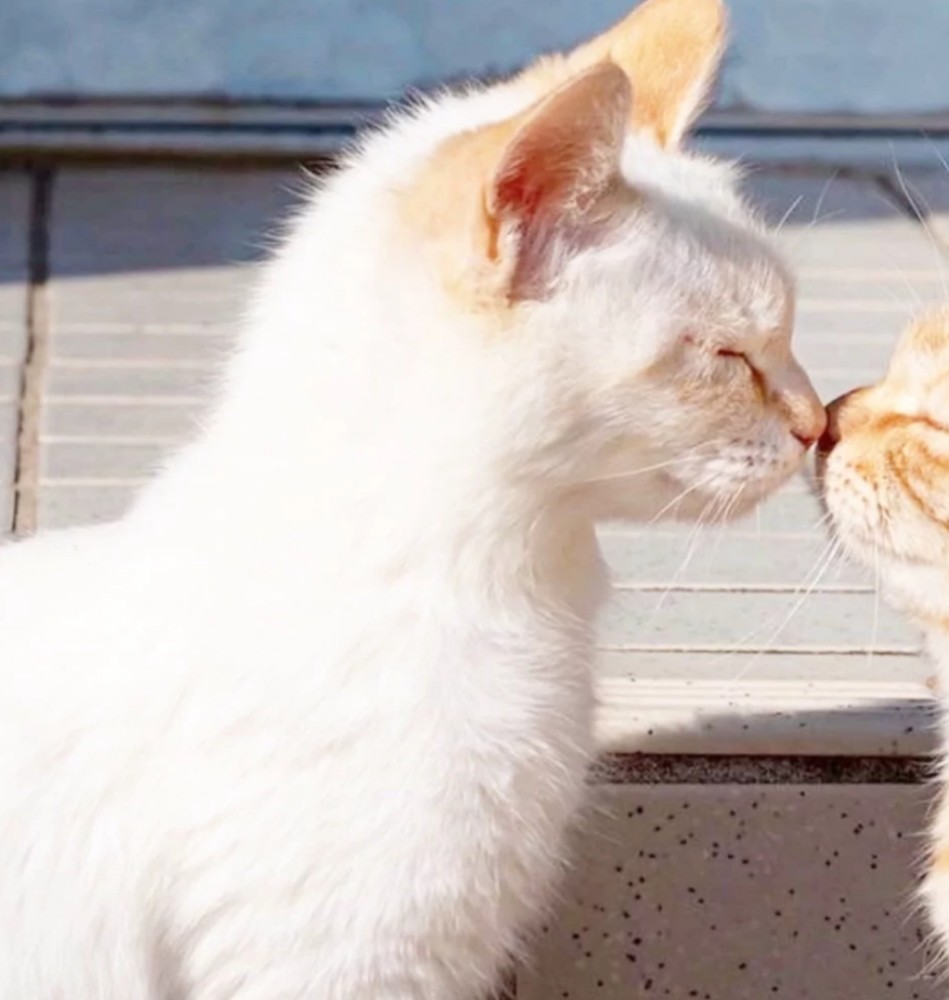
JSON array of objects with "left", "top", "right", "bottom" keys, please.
[
  {"left": 520, "top": 0, "right": 726, "bottom": 147},
  {"left": 397, "top": 0, "right": 730, "bottom": 306},
  {"left": 398, "top": 65, "right": 631, "bottom": 306},
  {"left": 819, "top": 306, "right": 949, "bottom": 966}
]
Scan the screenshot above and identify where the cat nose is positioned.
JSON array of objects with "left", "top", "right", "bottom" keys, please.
[
  {"left": 818, "top": 388, "right": 866, "bottom": 454},
  {"left": 772, "top": 357, "right": 826, "bottom": 451},
  {"left": 793, "top": 429, "right": 818, "bottom": 449},
  {"left": 779, "top": 388, "right": 826, "bottom": 450}
]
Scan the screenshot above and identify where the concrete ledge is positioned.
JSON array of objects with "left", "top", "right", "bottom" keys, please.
[{"left": 596, "top": 676, "right": 936, "bottom": 758}]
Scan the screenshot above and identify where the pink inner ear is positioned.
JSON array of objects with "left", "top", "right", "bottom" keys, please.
[
  {"left": 484, "top": 65, "right": 630, "bottom": 295},
  {"left": 494, "top": 152, "right": 548, "bottom": 231}
]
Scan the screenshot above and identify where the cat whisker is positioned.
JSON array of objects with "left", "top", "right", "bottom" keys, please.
[
  {"left": 774, "top": 194, "right": 804, "bottom": 235},
  {"left": 890, "top": 149, "right": 949, "bottom": 303},
  {"left": 704, "top": 484, "right": 746, "bottom": 568},
  {"left": 813, "top": 170, "right": 838, "bottom": 224},
  {"left": 575, "top": 448, "right": 713, "bottom": 488},
  {"left": 925, "top": 131, "right": 949, "bottom": 180},
  {"left": 869, "top": 542, "right": 881, "bottom": 670},
  {"left": 782, "top": 170, "right": 842, "bottom": 262},
  {"left": 647, "top": 488, "right": 725, "bottom": 619},
  {"left": 643, "top": 472, "right": 719, "bottom": 527},
  {"left": 650, "top": 485, "right": 745, "bottom": 619},
  {"left": 719, "top": 536, "right": 843, "bottom": 687},
  {"left": 806, "top": 508, "right": 836, "bottom": 535}
]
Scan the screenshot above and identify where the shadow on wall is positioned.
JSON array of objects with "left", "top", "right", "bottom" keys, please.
[
  {"left": 2, "top": 0, "right": 949, "bottom": 114},
  {"left": 2, "top": 160, "right": 949, "bottom": 286}
]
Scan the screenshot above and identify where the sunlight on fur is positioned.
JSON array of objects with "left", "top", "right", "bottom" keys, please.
[{"left": 0, "top": 0, "right": 826, "bottom": 996}]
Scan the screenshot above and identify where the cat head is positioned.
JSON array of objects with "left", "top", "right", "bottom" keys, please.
[
  {"left": 819, "top": 307, "right": 949, "bottom": 622},
  {"left": 311, "top": 0, "right": 824, "bottom": 523}
]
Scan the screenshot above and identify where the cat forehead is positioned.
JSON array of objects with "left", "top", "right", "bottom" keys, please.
[
  {"left": 619, "top": 133, "right": 743, "bottom": 215},
  {"left": 888, "top": 308, "right": 949, "bottom": 383}
]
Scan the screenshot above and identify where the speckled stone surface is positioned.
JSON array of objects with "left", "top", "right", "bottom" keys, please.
[{"left": 518, "top": 785, "right": 939, "bottom": 1000}]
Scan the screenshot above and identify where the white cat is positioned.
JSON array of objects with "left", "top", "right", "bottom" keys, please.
[{"left": 0, "top": 0, "right": 824, "bottom": 996}]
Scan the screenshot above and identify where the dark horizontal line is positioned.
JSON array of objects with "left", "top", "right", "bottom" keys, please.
[
  {"left": 0, "top": 121, "right": 359, "bottom": 137},
  {"left": 2, "top": 119, "right": 949, "bottom": 142},
  {"left": 703, "top": 126, "right": 949, "bottom": 140},
  {"left": 597, "top": 753, "right": 931, "bottom": 784}
]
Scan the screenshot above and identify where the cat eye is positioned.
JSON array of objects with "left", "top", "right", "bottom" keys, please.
[
  {"left": 716, "top": 348, "right": 754, "bottom": 370},
  {"left": 715, "top": 348, "right": 761, "bottom": 385}
]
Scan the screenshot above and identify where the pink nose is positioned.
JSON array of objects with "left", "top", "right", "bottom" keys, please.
[{"left": 793, "top": 430, "right": 817, "bottom": 450}]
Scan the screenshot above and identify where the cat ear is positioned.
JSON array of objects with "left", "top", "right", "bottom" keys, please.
[
  {"left": 527, "top": 0, "right": 726, "bottom": 149},
  {"left": 400, "top": 64, "right": 629, "bottom": 305},
  {"left": 481, "top": 63, "right": 630, "bottom": 298}
]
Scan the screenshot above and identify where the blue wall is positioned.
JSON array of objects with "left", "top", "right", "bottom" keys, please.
[{"left": 3, "top": 0, "right": 948, "bottom": 114}]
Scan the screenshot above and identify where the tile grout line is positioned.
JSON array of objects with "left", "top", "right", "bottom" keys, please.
[{"left": 13, "top": 168, "right": 53, "bottom": 536}]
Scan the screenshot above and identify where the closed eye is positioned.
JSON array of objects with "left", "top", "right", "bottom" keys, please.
[
  {"left": 717, "top": 348, "right": 754, "bottom": 370},
  {"left": 716, "top": 348, "right": 764, "bottom": 393}
]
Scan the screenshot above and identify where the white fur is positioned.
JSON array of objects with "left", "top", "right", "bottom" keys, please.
[{"left": 0, "top": 71, "right": 811, "bottom": 999}]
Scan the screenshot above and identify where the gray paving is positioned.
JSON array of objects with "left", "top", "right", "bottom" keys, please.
[{"left": 6, "top": 161, "right": 949, "bottom": 691}]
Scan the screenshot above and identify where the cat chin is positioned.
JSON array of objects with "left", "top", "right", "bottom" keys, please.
[{"left": 666, "top": 465, "right": 801, "bottom": 523}]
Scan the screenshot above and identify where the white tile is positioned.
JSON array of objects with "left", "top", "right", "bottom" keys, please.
[
  {"left": 518, "top": 785, "right": 939, "bottom": 1000},
  {"left": 601, "top": 486, "right": 828, "bottom": 539},
  {"left": 0, "top": 323, "right": 27, "bottom": 363},
  {"left": 50, "top": 329, "right": 233, "bottom": 362},
  {"left": 40, "top": 440, "right": 170, "bottom": 480},
  {"left": 44, "top": 363, "right": 213, "bottom": 399},
  {"left": 0, "top": 401, "right": 18, "bottom": 486},
  {"left": 35, "top": 485, "right": 137, "bottom": 530},
  {"left": 0, "top": 364, "right": 21, "bottom": 401},
  {"left": 51, "top": 268, "right": 254, "bottom": 327},
  {"left": 600, "top": 533, "right": 867, "bottom": 588},
  {"left": 797, "top": 273, "right": 949, "bottom": 303},
  {"left": 41, "top": 401, "right": 200, "bottom": 439},
  {"left": 0, "top": 289, "right": 26, "bottom": 337},
  {"left": 599, "top": 590, "right": 917, "bottom": 652},
  {"left": 0, "top": 489, "right": 12, "bottom": 536}
]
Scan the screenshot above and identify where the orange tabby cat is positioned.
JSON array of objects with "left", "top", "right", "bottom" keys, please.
[{"left": 819, "top": 305, "right": 949, "bottom": 956}]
